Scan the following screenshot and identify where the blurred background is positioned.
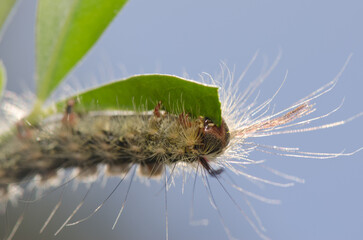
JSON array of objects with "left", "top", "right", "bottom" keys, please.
[{"left": 0, "top": 0, "right": 363, "bottom": 239}]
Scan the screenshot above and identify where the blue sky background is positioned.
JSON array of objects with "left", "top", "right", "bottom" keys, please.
[{"left": 0, "top": 0, "right": 363, "bottom": 239}]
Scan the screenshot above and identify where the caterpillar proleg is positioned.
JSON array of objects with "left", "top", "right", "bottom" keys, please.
[{"left": 0, "top": 52, "right": 362, "bottom": 240}]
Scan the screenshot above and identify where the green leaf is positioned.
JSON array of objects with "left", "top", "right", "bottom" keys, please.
[
  {"left": 0, "top": 61, "right": 6, "bottom": 100},
  {"left": 0, "top": 0, "right": 16, "bottom": 31},
  {"left": 53, "top": 74, "right": 222, "bottom": 126},
  {"left": 36, "top": 0, "right": 128, "bottom": 102}
]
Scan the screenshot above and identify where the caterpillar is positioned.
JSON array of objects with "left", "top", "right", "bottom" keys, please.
[{"left": 0, "top": 54, "right": 362, "bottom": 240}]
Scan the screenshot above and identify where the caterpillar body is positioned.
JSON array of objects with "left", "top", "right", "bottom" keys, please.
[{"left": 0, "top": 100, "right": 230, "bottom": 186}]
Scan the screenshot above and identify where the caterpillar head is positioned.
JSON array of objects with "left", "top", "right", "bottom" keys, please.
[{"left": 200, "top": 118, "right": 230, "bottom": 155}]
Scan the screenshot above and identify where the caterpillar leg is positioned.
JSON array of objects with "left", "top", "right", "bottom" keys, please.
[
  {"left": 199, "top": 156, "right": 223, "bottom": 177},
  {"left": 138, "top": 162, "right": 164, "bottom": 179}
]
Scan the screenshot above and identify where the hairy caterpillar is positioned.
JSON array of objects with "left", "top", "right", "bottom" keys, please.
[{"left": 0, "top": 53, "right": 362, "bottom": 240}]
